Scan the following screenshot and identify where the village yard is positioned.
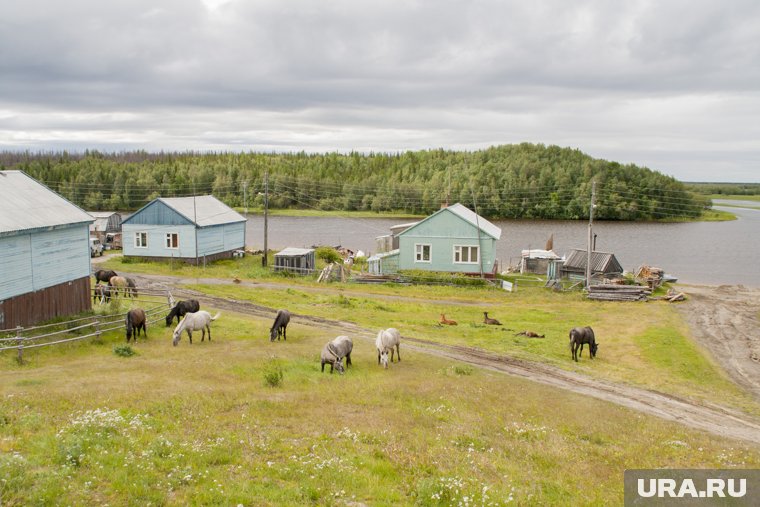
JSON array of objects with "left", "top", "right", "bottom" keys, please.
[{"left": 3, "top": 307, "right": 760, "bottom": 506}]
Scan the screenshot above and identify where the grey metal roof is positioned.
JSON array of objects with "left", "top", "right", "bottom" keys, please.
[
  {"left": 447, "top": 203, "right": 502, "bottom": 240},
  {"left": 275, "top": 247, "right": 315, "bottom": 257},
  {"left": 0, "top": 171, "right": 93, "bottom": 235},
  {"left": 158, "top": 195, "right": 246, "bottom": 226},
  {"left": 563, "top": 248, "right": 623, "bottom": 274}
]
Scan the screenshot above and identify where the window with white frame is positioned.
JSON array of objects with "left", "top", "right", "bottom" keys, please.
[
  {"left": 165, "top": 233, "right": 179, "bottom": 249},
  {"left": 453, "top": 245, "right": 479, "bottom": 264},
  {"left": 134, "top": 232, "right": 148, "bottom": 248},
  {"left": 415, "top": 243, "right": 431, "bottom": 262}
]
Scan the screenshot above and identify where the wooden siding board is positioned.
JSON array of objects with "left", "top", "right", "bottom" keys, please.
[
  {"left": 122, "top": 224, "right": 197, "bottom": 258},
  {"left": 223, "top": 223, "right": 245, "bottom": 251},
  {"left": 29, "top": 225, "right": 91, "bottom": 292},
  {"left": 0, "top": 234, "right": 33, "bottom": 300},
  {"left": 123, "top": 200, "right": 193, "bottom": 226},
  {"left": 197, "top": 227, "right": 225, "bottom": 256},
  {"left": 0, "top": 276, "right": 91, "bottom": 330}
]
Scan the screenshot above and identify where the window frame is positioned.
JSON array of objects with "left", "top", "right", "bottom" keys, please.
[
  {"left": 165, "top": 232, "right": 179, "bottom": 250},
  {"left": 414, "top": 243, "right": 432, "bottom": 263},
  {"left": 134, "top": 231, "right": 148, "bottom": 249},
  {"left": 453, "top": 244, "right": 479, "bottom": 264}
]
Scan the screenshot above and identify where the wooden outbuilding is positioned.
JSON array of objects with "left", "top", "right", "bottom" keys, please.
[
  {"left": 0, "top": 171, "right": 94, "bottom": 329},
  {"left": 560, "top": 248, "right": 624, "bottom": 280}
]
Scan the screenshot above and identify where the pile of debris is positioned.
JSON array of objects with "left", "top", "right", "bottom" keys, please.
[
  {"left": 636, "top": 265, "right": 666, "bottom": 288},
  {"left": 317, "top": 263, "right": 350, "bottom": 283},
  {"left": 651, "top": 288, "right": 687, "bottom": 302},
  {"left": 586, "top": 284, "right": 652, "bottom": 302}
]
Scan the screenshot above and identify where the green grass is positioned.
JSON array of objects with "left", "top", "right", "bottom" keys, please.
[
  {"left": 187, "top": 282, "right": 757, "bottom": 414},
  {"left": 708, "top": 194, "right": 760, "bottom": 202},
  {"left": 2, "top": 311, "right": 760, "bottom": 505}
]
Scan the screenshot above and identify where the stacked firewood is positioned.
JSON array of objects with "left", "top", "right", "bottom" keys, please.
[
  {"left": 586, "top": 284, "right": 652, "bottom": 301},
  {"left": 636, "top": 265, "right": 665, "bottom": 288}
]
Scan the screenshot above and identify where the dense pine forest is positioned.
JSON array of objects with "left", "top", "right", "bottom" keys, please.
[{"left": 0, "top": 144, "right": 708, "bottom": 220}]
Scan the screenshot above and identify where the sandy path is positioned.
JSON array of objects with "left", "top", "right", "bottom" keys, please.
[
  {"left": 676, "top": 284, "right": 760, "bottom": 400},
  {"left": 129, "top": 273, "right": 760, "bottom": 444}
]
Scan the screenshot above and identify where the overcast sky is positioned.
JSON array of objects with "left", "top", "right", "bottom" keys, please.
[{"left": 1, "top": 0, "right": 758, "bottom": 182}]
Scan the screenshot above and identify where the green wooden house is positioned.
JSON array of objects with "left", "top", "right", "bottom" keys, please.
[{"left": 392, "top": 203, "right": 502, "bottom": 276}]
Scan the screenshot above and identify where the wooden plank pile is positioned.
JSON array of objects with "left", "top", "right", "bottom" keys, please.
[{"left": 586, "top": 284, "right": 652, "bottom": 301}]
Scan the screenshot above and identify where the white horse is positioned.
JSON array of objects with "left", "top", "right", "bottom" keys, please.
[
  {"left": 172, "top": 311, "right": 220, "bottom": 346},
  {"left": 375, "top": 328, "right": 401, "bottom": 369}
]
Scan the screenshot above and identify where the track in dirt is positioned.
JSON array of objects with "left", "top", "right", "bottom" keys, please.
[{"left": 132, "top": 274, "right": 760, "bottom": 444}]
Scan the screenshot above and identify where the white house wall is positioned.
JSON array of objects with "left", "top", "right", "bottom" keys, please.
[{"left": 122, "top": 224, "right": 197, "bottom": 259}]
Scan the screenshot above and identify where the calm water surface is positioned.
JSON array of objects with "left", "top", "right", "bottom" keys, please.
[{"left": 244, "top": 205, "right": 760, "bottom": 287}]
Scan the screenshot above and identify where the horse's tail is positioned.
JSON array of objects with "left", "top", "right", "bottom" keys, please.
[{"left": 210, "top": 312, "right": 221, "bottom": 321}]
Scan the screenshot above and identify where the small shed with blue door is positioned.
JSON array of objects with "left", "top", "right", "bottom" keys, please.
[
  {"left": 122, "top": 195, "right": 246, "bottom": 263},
  {"left": 396, "top": 203, "right": 502, "bottom": 276},
  {"left": 0, "top": 171, "right": 94, "bottom": 329}
]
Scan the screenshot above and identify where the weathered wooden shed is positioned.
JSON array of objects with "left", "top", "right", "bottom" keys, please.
[
  {"left": 560, "top": 249, "right": 624, "bottom": 280},
  {"left": 0, "top": 171, "right": 94, "bottom": 329},
  {"left": 396, "top": 203, "right": 501, "bottom": 276},
  {"left": 122, "top": 195, "right": 246, "bottom": 263},
  {"left": 273, "top": 247, "right": 316, "bottom": 274}
]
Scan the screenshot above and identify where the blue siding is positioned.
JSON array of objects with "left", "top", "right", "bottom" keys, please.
[
  {"left": 196, "top": 223, "right": 245, "bottom": 256},
  {"left": 123, "top": 224, "right": 197, "bottom": 258},
  {"left": 223, "top": 223, "right": 245, "bottom": 251},
  {"left": 123, "top": 200, "right": 193, "bottom": 226},
  {"left": 1, "top": 225, "right": 90, "bottom": 300}
]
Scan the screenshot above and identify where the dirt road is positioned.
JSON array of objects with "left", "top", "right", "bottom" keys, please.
[
  {"left": 677, "top": 284, "right": 760, "bottom": 400},
  {"left": 131, "top": 273, "right": 760, "bottom": 444}
]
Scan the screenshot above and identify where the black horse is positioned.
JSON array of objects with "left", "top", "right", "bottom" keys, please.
[
  {"left": 570, "top": 326, "right": 598, "bottom": 362},
  {"left": 94, "top": 269, "right": 118, "bottom": 284},
  {"left": 165, "top": 299, "right": 200, "bottom": 326},
  {"left": 270, "top": 309, "right": 291, "bottom": 342}
]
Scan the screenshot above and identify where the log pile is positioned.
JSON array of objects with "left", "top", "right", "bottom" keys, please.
[
  {"left": 636, "top": 265, "right": 665, "bottom": 288},
  {"left": 651, "top": 289, "right": 687, "bottom": 302},
  {"left": 586, "top": 284, "right": 652, "bottom": 301}
]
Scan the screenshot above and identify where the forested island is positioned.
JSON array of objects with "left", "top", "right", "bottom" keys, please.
[{"left": 1, "top": 144, "right": 709, "bottom": 220}]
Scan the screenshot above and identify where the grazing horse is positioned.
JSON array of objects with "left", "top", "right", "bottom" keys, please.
[
  {"left": 93, "top": 284, "right": 111, "bottom": 304},
  {"left": 321, "top": 336, "right": 353, "bottom": 374},
  {"left": 125, "top": 277, "right": 138, "bottom": 298},
  {"left": 172, "top": 311, "right": 220, "bottom": 346},
  {"left": 270, "top": 309, "right": 291, "bottom": 342},
  {"left": 440, "top": 314, "right": 457, "bottom": 325},
  {"left": 94, "top": 269, "right": 118, "bottom": 284},
  {"left": 125, "top": 308, "right": 147, "bottom": 343},
  {"left": 483, "top": 312, "right": 501, "bottom": 325},
  {"left": 376, "top": 328, "right": 401, "bottom": 369},
  {"left": 165, "top": 299, "right": 201, "bottom": 326},
  {"left": 569, "top": 326, "right": 598, "bottom": 362},
  {"left": 109, "top": 276, "right": 128, "bottom": 297}
]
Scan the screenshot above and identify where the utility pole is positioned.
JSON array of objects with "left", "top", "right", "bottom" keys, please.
[
  {"left": 471, "top": 186, "right": 484, "bottom": 279},
  {"left": 586, "top": 180, "right": 596, "bottom": 288},
  {"left": 262, "top": 170, "right": 269, "bottom": 267},
  {"left": 193, "top": 183, "right": 199, "bottom": 266},
  {"left": 243, "top": 180, "right": 248, "bottom": 216}
]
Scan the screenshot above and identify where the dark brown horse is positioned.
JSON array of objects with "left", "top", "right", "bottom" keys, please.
[
  {"left": 93, "top": 284, "right": 111, "bottom": 304},
  {"left": 94, "top": 269, "right": 118, "bottom": 284},
  {"left": 126, "top": 309, "right": 147, "bottom": 343},
  {"left": 570, "top": 326, "right": 598, "bottom": 362},
  {"left": 270, "top": 309, "right": 291, "bottom": 341}
]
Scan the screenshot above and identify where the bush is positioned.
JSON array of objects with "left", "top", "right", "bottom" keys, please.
[
  {"left": 315, "top": 246, "right": 342, "bottom": 264},
  {"left": 113, "top": 345, "right": 135, "bottom": 357},
  {"left": 263, "top": 357, "right": 284, "bottom": 388}
]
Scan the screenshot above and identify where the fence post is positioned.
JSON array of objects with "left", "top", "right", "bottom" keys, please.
[
  {"left": 94, "top": 318, "right": 101, "bottom": 342},
  {"left": 15, "top": 325, "right": 23, "bottom": 365}
]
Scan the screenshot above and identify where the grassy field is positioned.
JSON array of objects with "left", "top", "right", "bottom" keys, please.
[
  {"left": 708, "top": 194, "right": 760, "bottom": 202},
  {"left": 3, "top": 306, "right": 760, "bottom": 506}
]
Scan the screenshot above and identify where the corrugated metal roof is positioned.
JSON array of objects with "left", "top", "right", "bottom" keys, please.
[
  {"left": 563, "top": 248, "right": 623, "bottom": 273},
  {"left": 0, "top": 171, "right": 93, "bottom": 235},
  {"left": 157, "top": 195, "right": 246, "bottom": 227},
  {"left": 275, "top": 247, "right": 315, "bottom": 256},
  {"left": 446, "top": 203, "right": 502, "bottom": 240}
]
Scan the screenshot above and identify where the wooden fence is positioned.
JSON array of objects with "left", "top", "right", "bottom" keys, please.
[{"left": 0, "top": 285, "right": 172, "bottom": 363}]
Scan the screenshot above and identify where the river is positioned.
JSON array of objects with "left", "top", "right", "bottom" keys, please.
[{"left": 243, "top": 203, "right": 759, "bottom": 287}]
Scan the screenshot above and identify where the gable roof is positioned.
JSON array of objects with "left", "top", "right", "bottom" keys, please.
[
  {"left": 399, "top": 203, "right": 502, "bottom": 240},
  {"left": 563, "top": 248, "right": 623, "bottom": 274},
  {"left": 124, "top": 195, "right": 245, "bottom": 227},
  {"left": 0, "top": 170, "right": 93, "bottom": 235}
]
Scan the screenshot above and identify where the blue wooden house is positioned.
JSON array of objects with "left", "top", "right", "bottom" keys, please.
[
  {"left": 122, "top": 195, "right": 246, "bottom": 263},
  {"left": 0, "top": 171, "right": 94, "bottom": 329},
  {"left": 375, "top": 203, "right": 502, "bottom": 276}
]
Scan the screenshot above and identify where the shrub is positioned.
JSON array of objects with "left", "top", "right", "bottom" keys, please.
[
  {"left": 113, "top": 345, "right": 135, "bottom": 357},
  {"left": 315, "top": 246, "right": 342, "bottom": 264},
  {"left": 263, "top": 357, "right": 284, "bottom": 388}
]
